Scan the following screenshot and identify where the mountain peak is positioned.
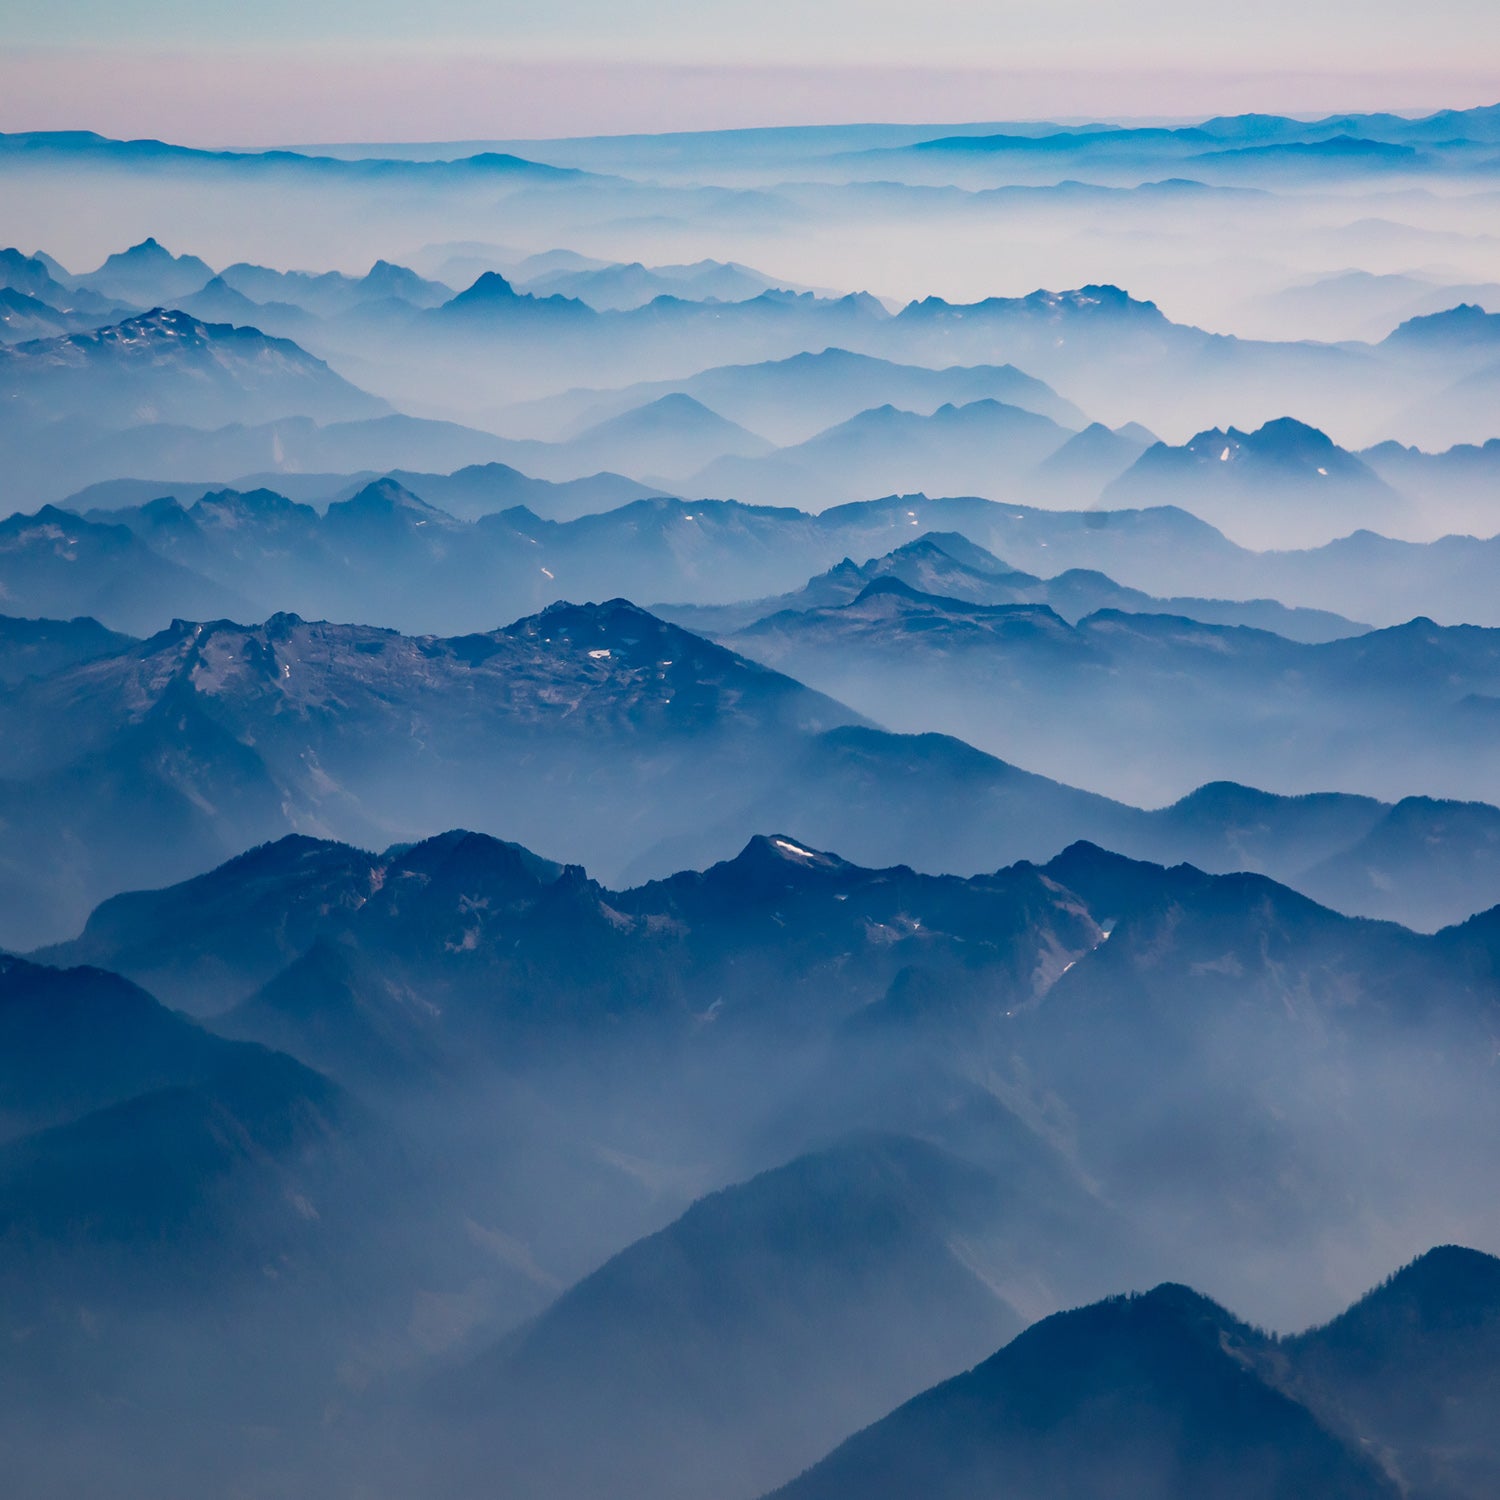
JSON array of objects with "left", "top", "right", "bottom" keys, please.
[
  {"left": 1250, "top": 414, "right": 1337, "bottom": 450},
  {"left": 97, "top": 306, "right": 208, "bottom": 339},
  {"left": 364, "top": 258, "right": 408, "bottom": 280},
  {"left": 695, "top": 834, "right": 860, "bottom": 901},
  {"left": 1166, "top": 779, "right": 1288, "bottom": 817},
  {"left": 736, "top": 833, "right": 848, "bottom": 872},
  {"left": 450, "top": 270, "right": 518, "bottom": 303},
  {"left": 93, "top": 237, "right": 211, "bottom": 276},
  {"left": 351, "top": 476, "right": 431, "bottom": 505},
  {"left": 325, "top": 477, "right": 452, "bottom": 524},
  {"left": 0, "top": 247, "right": 72, "bottom": 302},
  {"left": 503, "top": 596, "right": 722, "bottom": 664},
  {"left": 771, "top": 1266, "right": 1393, "bottom": 1500},
  {"left": 1314, "top": 1244, "right": 1500, "bottom": 1335},
  {"left": 1385, "top": 302, "right": 1500, "bottom": 345},
  {"left": 382, "top": 827, "right": 568, "bottom": 893},
  {"left": 358, "top": 259, "right": 448, "bottom": 304},
  {"left": 1178, "top": 415, "right": 1339, "bottom": 463},
  {"left": 888, "top": 530, "right": 1011, "bottom": 573},
  {"left": 851, "top": 574, "right": 932, "bottom": 604},
  {"left": 1113, "top": 413, "right": 1388, "bottom": 507},
  {"left": 584, "top": 390, "right": 750, "bottom": 434}
]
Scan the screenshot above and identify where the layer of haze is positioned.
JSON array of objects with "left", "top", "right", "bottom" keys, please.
[
  {"left": 8, "top": 129, "right": 1500, "bottom": 422},
  {"left": 4, "top": 0, "right": 1500, "bottom": 140}
]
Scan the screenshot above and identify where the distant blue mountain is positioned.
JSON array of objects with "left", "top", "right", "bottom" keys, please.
[{"left": 0, "top": 130, "right": 592, "bottom": 181}]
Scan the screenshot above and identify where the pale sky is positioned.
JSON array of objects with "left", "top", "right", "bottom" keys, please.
[{"left": 3, "top": 0, "right": 1499, "bottom": 143}]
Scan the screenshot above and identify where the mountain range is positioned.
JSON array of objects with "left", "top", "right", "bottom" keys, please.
[
  {"left": 689, "top": 397, "right": 1078, "bottom": 507},
  {"left": 0, "top": 309, "right": 395, "bottom": 500},
  {"left": 10, "top": 232, "right": 1500, "bottom": 531},
  {"left": 725, "top": 572, "right": 1500, "bottom": 806},
  {"left": 4, "top": 593, "right": 1500, "bottom": 943},
  {"left": 25, "top": 236, "right": 1471, "bottom": 453},
  {"left": 0, "top": 307, "right": 385, "bottom": 432},
  {"left": 11, "top": 817, "right": 1500, "bottom": 1495},
  {"left": 34, "top": 826, "right": 1500, "bottom": 1313},
  {"left": 657, "top": 530, "right": 1366, "bottom": 642},
  {"left": 21, "top": 480, "right": 1500, "bottom": 638},
  {"left": 512, "top": 255, "right": 802, "bottom": 311},
  {"left": 1103, "top": 416, "right": 1411, "bottom": 548},
  {"left": 499, "top": 346, "right": 1086, "bottom": 444}
]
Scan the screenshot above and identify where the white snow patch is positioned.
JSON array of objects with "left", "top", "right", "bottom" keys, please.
[
  {"left": 1219, "top": 446, "right": 1231, "bottom": 461},
  {"left": 771, "top": 837, "right": 816, "bottom": 860}
]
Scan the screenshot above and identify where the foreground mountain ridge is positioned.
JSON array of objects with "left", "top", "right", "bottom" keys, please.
[
  {"left": 10, "top": 872, "right": 1500, "bottom": 1497},
  {"left": 767, "top": 1247, "right": 1500, "bottom": 1500}
]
